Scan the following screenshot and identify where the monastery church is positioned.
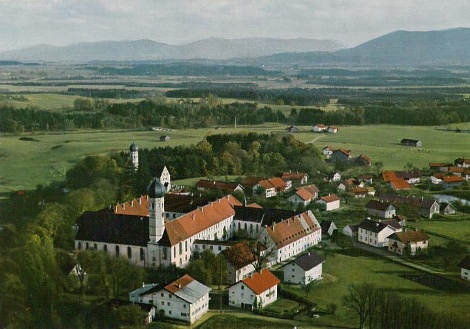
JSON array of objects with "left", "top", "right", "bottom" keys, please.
[{"left": 74, "top": 143, "right": 321, "bottom": 268}]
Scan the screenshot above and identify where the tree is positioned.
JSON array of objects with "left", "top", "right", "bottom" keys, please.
[
  {"left": 342, "top": 283, "right": 382, "bottom": 329},
  {"left": 73, "top": 97, "right": 93, "bottom": 111},
  {"left": 373, "top": 161, "right": 383, "bottom": 177},
  {"left": 214, "top": 254, "right": 227, "bottom": 288}
]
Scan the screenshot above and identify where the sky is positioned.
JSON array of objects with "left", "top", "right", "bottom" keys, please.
[{"left": 0, "top": 0, "right": 468, "bottom": 51}]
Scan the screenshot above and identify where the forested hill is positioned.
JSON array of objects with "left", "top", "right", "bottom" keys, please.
[{"left": 252, "top": 28, "right": 470, "bottom": 67}]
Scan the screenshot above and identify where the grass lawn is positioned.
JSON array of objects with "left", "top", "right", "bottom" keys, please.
[
  {"left": 410, "top": 219, "right": 470, "bottom": 243},
  {"left": 292, "top": 123, "right": 470, "bottom": 170},
  {"left": 282, "top": 249, "right": 470, "bottom": 327}
]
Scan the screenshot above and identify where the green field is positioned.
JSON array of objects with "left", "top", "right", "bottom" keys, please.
[
  {"left": 1, "top": 123, "right": 469, "bottom": 194},
  {"left": 283, "top": 250, "right": 470, "bottom": 327},
  {"left": 411, "top": 219, "right": 470, "bottom": 242},
  {"left": 294, "top": 123, "right": 470, "bottom": 170}
]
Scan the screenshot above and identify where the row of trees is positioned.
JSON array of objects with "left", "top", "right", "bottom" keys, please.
[{"left": 343, "top": 282, "right": 470, "bottom": 329}]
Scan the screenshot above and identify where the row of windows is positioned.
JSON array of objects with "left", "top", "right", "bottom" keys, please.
[{"left": 77, "top": 242, "right": 145, "bottom": 261}]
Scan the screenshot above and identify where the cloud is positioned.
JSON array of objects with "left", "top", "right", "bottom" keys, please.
[{"left": 0, "top": 0, "right": 469, "bottom": 50}]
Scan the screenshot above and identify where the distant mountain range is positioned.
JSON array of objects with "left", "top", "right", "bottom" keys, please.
[
  {"left": 1, "top": 28, "right": 469, "bottom": 66},
  {"left": 0, "top": 38, "right": 343, "bottom": 62},
  {"left": 255, "top": 28, "right": 470, "bottom": 67}
]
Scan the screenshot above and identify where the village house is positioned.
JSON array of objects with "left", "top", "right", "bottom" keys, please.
[
  {"left": 442, "top": 175, "right": 464, "bottom": 189},
  {"left": 320, "top": 220, "right": 337, "bottom": 237},
  {"left": 278, "top": 171, "right": 309, "bottom": 186},
  {"left": 322, "top": 146, "right": 334, "bottom": 158},
  {"left": 253, "top": 177, "right": 287, "bottom": 198},
  {"left": 313, "top": 124, "right": 327, "bottom": 133},
  {"left": 288, "top": 185, "right": 319, "bottom": 207},
  {"left": 327, "top": 126, "right": 339, "bottom": 133},
  {"left": 222, "top": 241, "right": 257, "bottom": 285},
  {"left": 440, "top": 203, "right": 456, "bottom": 215},
  {"left": 259, "top": 210, "right": 322, "bottom": 265},
  {"left": 455, "top": 158, "right": 470, "bottom": 168},
  {"left": 133, "top": 275, "right": 210, "bottom": 324},
  {"left": 196, "top": 179, "right": 244, "bottom": 194},
  {"left": 330, "top": 149, "right": 351, "bottom": 163},
  {"left": 325, "top": 172, "right": 342, "bottom": 182},
  {"left": 343, "top": 224, "right": 358, "bottom": 238},
  {"left": 316, "top": 194, "right": 340, "bottom": 211},
  {"left": 228, "top": 269, "right": 280, "bottom": 310},
  {"left": 357, "top": 218, "right": 402, "bottom": 248},
  {"left": 159, "top": 135, "right": 170, "bottom": 142},
  {"left": 283, "top": 252, "right": 325, "bottom": 285},
  {"left": 379, "top": 194, "right": 440, "bottom": 219},
  {"left": 366, "top": 200, "right": 396, "bottom": 218},
  {"left": 355, "top": 154, "right": 372, "bottom": 166},
  {"left": 388, "top": 230, "right": 429, "bottom": 256},
  {"left": 351, "top": 187, "right": 369, "bottom": 198},
  {"left": 458, "top": 255, "right": 470, "bottom": 281}
]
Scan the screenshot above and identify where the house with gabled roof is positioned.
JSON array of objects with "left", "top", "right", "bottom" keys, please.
[
  {"left": 366, "top": 200, "right": 396, "bottom": 218},
  {"left": 288, "top": 185, "right": 319, "bottom": 207},
  {"left": 379, "top": 194, "right": 440, "bottom": 219},
  {"left": 283, "top": 252, "right": 325, "bottom": 285},
  {"left": 153, "top": 275, "right": 210, "bottom": 324},
  {"left": 196, "top": 179, "right": 244, "bottom": 194},
  {"left": 330, "top": 149, "right": 351, "bottom": 163},
  {"left": 351, "top": 187, "right": 368, "bottom": 198},
  {"left": 228, "top": 269, "right": 280, "bottom": 310},
  {"left": 278, "top": 171, "right": 309, "bottom": 186},
  {"left": 440, "top": 202, "right": 456, "bottom": 215},
  {"left": 316, "top": 194, "right": 340, "bottom": 211},
  {"left": 388, "top": 230, "right": 429, "bottom": 256},
  {"left": 253, "top": 177, "right": 287, "bottom": 198},
  {"left": 322, "top": 146, "right": 334, "bottom": 158},
  {"left": 129, "top": 283, "right": 163, "bottom": 305},
  {"left": 320, "top": 220, "right": 337, "bottom": 237},
  {"left": 458, "top": 255, "right": 470, "bottom": 281},
  {"left": 442, "top": 175, "right": 464, "bottom": 189},
  {"left": 222, "top": 241, "right": 256, "bottom": 284},
  {"left": 355, "top": 154, "right": 372, "bottom": 166},
  {"left": 313, "top": 124, "right": 327, "bottom": 132},
  {"left": 390, "top": 179, "right": 412, "bottom": 191},
  {"left": 357, "top": 218, "right": 401, "bottom": 248},
  {"left": 259, "top": 210, "right": 321, "bottom": 265},
  {"left": 327, "top": 126, "right": 338, "bottom": 134}
]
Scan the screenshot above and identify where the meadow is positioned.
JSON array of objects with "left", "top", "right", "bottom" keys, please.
[{"left": 2, "top": 122, "right": 469, "bottom": 195}]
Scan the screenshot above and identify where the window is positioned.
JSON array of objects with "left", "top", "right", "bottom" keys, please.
[
  {"left": 78, "top": 242, "right": 82, "bottom": 250},
  {"left": 241, "top": 285, "right": 244, "bottom": 290},
  {"left": 127, "top": 246, "right": 132, "bottom": 259},
  {"left": 167, "top": 302, "right": 170, "bottom": 306},
  {"left": 140, "top": 248, "right": 145, "bottom": 261},
  {"left": 161, "top": 293, "right": 164, "bottom": 297},
  {"left": 115, "top": 245, "right": 120, "bottom": 256},
  {"left": 103, "top": 244, "right": 107, "bottom": 253},
  {"left": 86, "top": 242, "right": 89, "bottom": 249},
  {"left": 161, "top": 301, "right": 164, "bottom": 305}
]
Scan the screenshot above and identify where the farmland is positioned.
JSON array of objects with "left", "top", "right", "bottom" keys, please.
[{"left": 2, "top": 122, "right": 469, "bottom": 194}]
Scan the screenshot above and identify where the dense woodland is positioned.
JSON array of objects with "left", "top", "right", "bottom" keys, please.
[{"left": 1, "top": 87, "right": 469, "bottom": 133}]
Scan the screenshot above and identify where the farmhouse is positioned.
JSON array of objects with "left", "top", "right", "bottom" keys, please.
[
  {"left": 442, "top": 175, "right": 464, "bottom": 189},
  {"left": 388, "top": 230, "right": 429, "bottom": 256},
  {"left": 228, "top": 269, "right": 280, "bottom": 310},
  {"left": 283, "top": 252, "right": 325, "bottom": 285},
  {"left": 288, "top": 185, "right": 319, "bottom": 207},
  {"left": 458, "top": 255, "right": 470, "bottom": 281},
  {"left": 366, "top": 200, "right": 396, "bottom": 218},
  {"left": 316, "top": 194, "right": 340, "bottom": 211},
  {"left": 330, "top": 149, "right": 351, "bottom": 163},
  {"left": 327, "top": 126, "right": 338, "bottom": 133},
  {"left": 134, "top": 275, "right": 210, "bottom": 324},
  {"left": 278, "top": 171, "right": 309, "bottom": 186},
  {"left": 400, "top": 139, "right": 422, "bottom": 147},
  {"left": 322, "top": 146, "right": 334, "bottom": 158},
  {"left": 253, "top": 177, "right": 287, "bottom": 198},
  {"left": 313, "top": 124, "right": 327, "bottom": 132},
  {"left": 357, "top": 218, "right": 401, "bottom": 248},
  {"left": 160, "top": 135, "right": 170, "bottom": 142},
  {"left": 351, "top": 187, "right": 368, "bottom": 198}
]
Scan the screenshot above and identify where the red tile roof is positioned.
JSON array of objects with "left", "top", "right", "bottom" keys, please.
[
  {"left": 382, "top": 171, "right": 398, "bottom": 182},
  {"left": 295, "top": 188, "right": 314, "bottom": 201},
  {"left": 390, "top": 179, "right": 411, "bottom": 190},
  {"left": 164, "top": 195, "right": 241, "bottom": 246},
  {"left": 389, "top": 230, "right": 429, "bottom": 243},
  {"left": 265, "top": 211, "right": 320, "bottom": 249},
  {"left": 280, "top": 172, "right": 307, "bottom": 181},
  {"left": 242, "top": 269, "right": 280, "bottom": 295},
  {"left": 165, "top": 274, "right": 194, "bottom": 294},
  {"left": 443, "top": 176, "right": 464, "bottom": 183},
  {"left": 320, "top": 194, "right": 340, "bottom": 203},
  {"left": 113, "top": 196, "right": 149, "bottom": 216}
]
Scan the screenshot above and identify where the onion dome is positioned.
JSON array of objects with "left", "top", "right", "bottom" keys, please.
[
  {"left": 129, "top": 142, "right": 138, "bottom": 152},
  {"left": 148, "top": 178, "right": 166, "bottom": 198}
]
